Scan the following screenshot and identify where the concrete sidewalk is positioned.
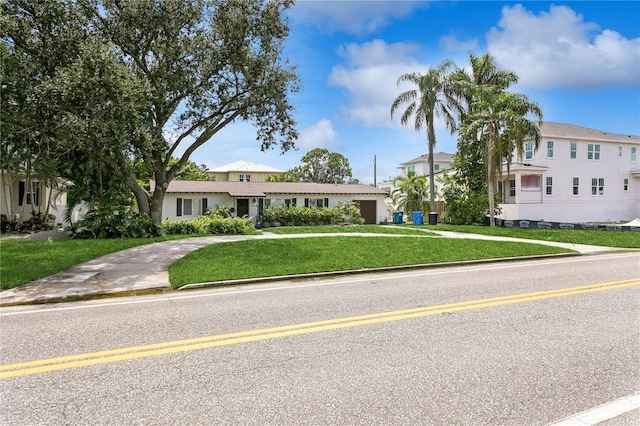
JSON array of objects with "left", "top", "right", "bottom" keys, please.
[{"left": 0, "top": 231, "right": 625, "bottom": 307}]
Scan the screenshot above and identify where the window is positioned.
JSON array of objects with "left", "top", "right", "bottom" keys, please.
[
  {"left": 305, "top": 198, "right": 329, "bottom": 208},
  {"left": 572, "top": 178, "right": 579, "bottom": 195},
  {"left": 546, "top": 141, "right": 554, "bottom": 158},
  {"left": 521, "top": 174, "right": 541, "bottom": 190},
  {"left": 239, "top": 174, "right": 251, "bottom": 182},
  {"left": 434, "top": 164, "right": 440, "bottom": 172},
  {"left": 176, "top": 198, "right": 205, "bottom": 216},
  {"left": 210, "top": 174, "right": 217, "bottom": 182},
  {"left": 525, "top": 142, "right": 534, "bottom": 160},
  {"left": 632, "top": 147, "right": 637, "bottom": 162},
  {"left": 619, "top": 146, "right": 623, "bottom": 158},
  {"left": 18, "top": 181, "right": 41, "bottom": 206},
  {"left": 591, "top": 178, "right": 604, "bottom": 196},
  {"left": 545, "top": 177, "right": 553, "bottom": 195},
  {"left": 509, "top": 179, "right": 516, "bottom": 197},
  {"left": 624, "top": 179, "right": 629, "bottom": 192},
  {"left": 570, "top": 142, "right": 577, "bottom": 159},
  {"left": 587, "top": 144, "right": 600, "bottom": 160},
  {"left": 407, "top": 165, "right": 415, "bottom": 175}
]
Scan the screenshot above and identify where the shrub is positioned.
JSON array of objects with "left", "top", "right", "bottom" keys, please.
[
  {"left": 162, "top": 218, "right": 199, "bottom": 235},
  {"left": 71, "top": 205, "right": 162, "bottom": 239},
  {"left": 162, "top": 215, "right": 255, "bottom": 235},
  {"left": 335, "top": 201, "right": 365, "bottom": 225},
  {"left": 0, "top": 214, "right": 8, "bottom": 233},
  {"left": 193, "top": 215, "right": 255, "bottom": 234},
  {"left": 260, "top": 202, "right": 364, "bottom": 227}
]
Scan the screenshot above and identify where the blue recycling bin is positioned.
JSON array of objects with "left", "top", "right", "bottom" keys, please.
[
  {"left": 412, "top": 211, "right": 423, "bottom": 225},
  {"left": 393, "top": 212, "right": 403, "bottom": 224}
]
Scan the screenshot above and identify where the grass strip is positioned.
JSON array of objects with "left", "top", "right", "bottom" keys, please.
[
  {"left": 264, "top": 225, "right": 435, "bottom": 236},
  {"left": 169, "top": 235, "right": 572, "bottom": 288},
  {"left": 0, "top": 235, "right": 191, "bottom": 290},
  {"left": 421, "top": 225, "right": 640, "bottom": 248}
]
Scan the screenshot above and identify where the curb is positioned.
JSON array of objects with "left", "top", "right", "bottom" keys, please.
[{"left": 177, "top": 252, "right": 582, "bottom": 291}]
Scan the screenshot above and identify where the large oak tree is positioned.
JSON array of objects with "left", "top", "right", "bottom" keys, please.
[{"left": 1, "top": 0, "right": 300, "bottom": 224}]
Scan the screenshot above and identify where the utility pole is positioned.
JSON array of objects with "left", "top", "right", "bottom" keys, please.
[{"left": 373, "top": 155, "right": 377, "bottom": 187}]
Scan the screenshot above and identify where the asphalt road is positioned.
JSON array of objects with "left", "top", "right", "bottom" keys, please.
[{"left": 1, "top": 252, "right": 639, "bottom": 425}]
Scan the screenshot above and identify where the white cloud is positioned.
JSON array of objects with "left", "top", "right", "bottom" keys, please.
[
  {"left": 329, "top": 39, "right": 420, "bottom": 127},
  {"left": 439, "top": 34, "right": 477, "bottom": 52},
  {"left": 487, "top": 4, "right": 640, "bottom": 89},
  {"left": 297, "top": 118, "right": 340, "bottom": 149},
  {"left": 328, "top": 39, "right": 455, "bottom": 131},
  {"left": 289, "top": 1, "right": 430, "bottom": 35}
]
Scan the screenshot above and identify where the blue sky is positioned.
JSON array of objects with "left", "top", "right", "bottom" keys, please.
[{"left": 190, "top": 1, "right": 640, "bottom": 184}]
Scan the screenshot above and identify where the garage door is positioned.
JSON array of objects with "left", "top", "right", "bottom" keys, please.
[{"left": 357, "top": 200, "right": 377, "bottom": 224}]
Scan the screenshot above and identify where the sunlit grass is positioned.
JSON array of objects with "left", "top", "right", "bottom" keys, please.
[
  {"left": 169, "top": 235, "right": 572, "bottom": 288},
  {"left": 0, "top": 235, "right": 191, "bottom": 290}
]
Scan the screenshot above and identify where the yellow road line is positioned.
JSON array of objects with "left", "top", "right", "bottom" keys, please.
[{"left": 2, "top": 279, "right": 638, "bottom": 379}]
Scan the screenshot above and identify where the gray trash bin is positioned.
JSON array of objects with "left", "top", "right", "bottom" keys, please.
[{"left": 428, "top": 212, "right": 438, "bottom": 225}]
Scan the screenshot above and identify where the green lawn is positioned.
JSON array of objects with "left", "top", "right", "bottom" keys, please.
[
  {"left": 168, "top": 235, "right": 573, "bottom": 288},
  {"left": 421, "top": 224, "right": 640, "bottom": 248},
  {"left": 0, "top": 235, "right": 191, "bottom": 290},
  {"left": 3, "top": 223, "right": 635, "bottom": 291},
  {"left": 264, "top": 225, "right": 436, "bottom": 235}
]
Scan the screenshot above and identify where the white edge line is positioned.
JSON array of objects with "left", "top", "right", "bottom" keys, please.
[
  {"left": 548, "top": 390, "right": 640, "bottom": 425},
  {"left": 2, "top": 252, "right": 639, "bottom": 317}
]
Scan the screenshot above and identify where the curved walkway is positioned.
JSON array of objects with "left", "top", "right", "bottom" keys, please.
[{"left": 0, "top": 231, "right": 625, "bottom": 307}]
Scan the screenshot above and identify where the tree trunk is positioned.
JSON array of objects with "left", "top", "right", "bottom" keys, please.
[
  {"left": 485, "top": 144, "right": 495, "bottom": 227},
  {"left": 427, "top": 120, "right": 437, "bottom": 210}
]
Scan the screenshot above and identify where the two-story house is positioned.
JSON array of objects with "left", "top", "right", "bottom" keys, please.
[
  {"left": 206, "top": 160, "right": 284, "bottom": 182},
  {"left": 498, "top": 122, "right": 639, "bottom": 224},
  {"left": 398, "top": 152, "right": 453, "bottom": 178}
]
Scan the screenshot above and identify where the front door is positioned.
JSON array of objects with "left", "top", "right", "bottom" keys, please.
[
  {"left": 237, "top": 199, "right": 249, "bottom": 217},
  {"left": 357, "top": 200, "right": 377, "bottom": 224}
]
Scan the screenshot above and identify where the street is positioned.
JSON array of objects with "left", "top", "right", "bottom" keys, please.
[{"left": 1, "top": 252, "right": 639, "bottom": 425}]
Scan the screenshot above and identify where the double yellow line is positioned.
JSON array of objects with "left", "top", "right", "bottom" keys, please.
[{"left": 2, "top": 279, "right": 638, "bottom": 379}]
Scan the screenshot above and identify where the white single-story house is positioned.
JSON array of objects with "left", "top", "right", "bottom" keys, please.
[
  {"left": 157, "top": 180, "right": 390, "bottom": 224},
  {"left": 0, "top": 172, "right": 69, "bottom": 227},
  {"left": 498, "top": 122, "right": 639, "bottom": 224}
]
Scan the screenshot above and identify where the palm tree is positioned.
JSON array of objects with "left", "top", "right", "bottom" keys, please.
[
  {"left": 391, "top": 171, "right": 428, "bottom": 217},
  {"left": 391, "top": 61, "right": 456, "bottom": 209},
  {"left": 460, "top": 90, "right": 542, "bottom": 227}
]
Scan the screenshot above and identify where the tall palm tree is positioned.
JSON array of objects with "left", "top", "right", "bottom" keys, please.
[
  {"left": 448, "top": 53, "right": 519, "bottom": 194},
  {"left": 391, "top": 61, "right": 456, "bottom": 209},
  {"left": 460, "top": 90, "right": 542, "bottom": 227}
]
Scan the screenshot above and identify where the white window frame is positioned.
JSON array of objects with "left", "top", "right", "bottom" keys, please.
[
  {"left": 623, "top": 178, "right": 629, "bottom": 192},
  {"left": 176, "top": 198, "right": 203, "bottom": 217},
  {"left": 618, "top": 146, "right": 623, "bottom": 158},
  {"left": 570, "top": 142, "right": 577, "bottom": 159},
  {"left": 545, "top": 176, "right": 553, "bottom": 195},
  {"left": 632, "top": 147, "right": 637, "bottom": 162},
  {"left": 239, "top": 174, "right": 251, "bottom": 182},
  {"left": 525, "top": 142, "right": 534, "bottom": 160},
  {"left": 509, "top": 179, "right": 516, "bottom": 197},
  {"left": 546, "top": 140, "right": 554, "bottom": 158},
  {"left": 572, "top": 177, "right": 579, "bottom": 196},
  {"left": 587, "top": 144, "right": 601, "bottom": 160},
  {"left": 591, "top": 178, "right": 604, "bottom": 196}
]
